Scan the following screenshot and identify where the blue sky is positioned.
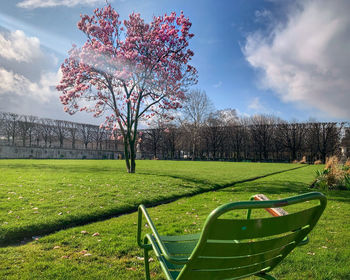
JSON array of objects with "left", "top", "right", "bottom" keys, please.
[{"left": 0, "top": 0, "right": 349, "bottom": 123}]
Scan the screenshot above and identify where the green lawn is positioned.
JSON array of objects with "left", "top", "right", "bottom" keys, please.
[
  {"left": 0, "top": 159, "right": 299, "bottom": 245},
  {"left": 0, "top": 160, "right": 349, "bottom": 279}
]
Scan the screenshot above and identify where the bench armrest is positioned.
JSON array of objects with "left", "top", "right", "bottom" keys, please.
[{"left": 137, "top": 204, "right": 189, "bottom": 264}]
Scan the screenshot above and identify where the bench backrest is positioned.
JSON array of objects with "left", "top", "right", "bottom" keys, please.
[{"left": 177, "top": 192, "right": 327, "bottom": 280}]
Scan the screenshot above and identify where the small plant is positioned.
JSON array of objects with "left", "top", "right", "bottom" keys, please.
[
  {"left": 313, "top": 156, "right": 350, "bottom": 190},
  {"left": 344, "top": 159, "right": 350, "bottom": 170},
  {"left": 343, "top": 174, "right": 350, "bottom": 190}
]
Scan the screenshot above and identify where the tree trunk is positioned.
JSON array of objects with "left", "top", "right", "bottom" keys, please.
[
  {"left": 192, "top": 141, "right": 195, "bottom": 160},
  {"left": 291, "top": 149, "right": 296, "bottom": 161},
  {"left": 129, "top": 139, "right": 136, "bottom": 173},
  {"left": 124, "top": 139, "right": 132, "bottom": 173},
  {"left": 130, "top": 156, "right": 136, "bottom": 173}
]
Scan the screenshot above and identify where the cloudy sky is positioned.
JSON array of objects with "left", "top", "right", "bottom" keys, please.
[{"left": 0, "top": 0, "right": 349, "bottom": 124}]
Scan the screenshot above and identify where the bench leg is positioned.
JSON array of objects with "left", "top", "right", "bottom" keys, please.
[{"left": 144, "top": 248, "right": 151, "bottom": 280}]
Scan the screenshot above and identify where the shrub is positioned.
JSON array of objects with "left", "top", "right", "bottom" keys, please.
[
  {"left": 292, "top": 156, "right": 307, "bottom": 164},
  {"left": 299, "top": 156, "right": 307, "bottom": 164},
  {"left": 313, "top": 156, "right": 350, "bottom": 190},
  {"left": 325, "top": 156, "right": 338, "bottom": 170}
]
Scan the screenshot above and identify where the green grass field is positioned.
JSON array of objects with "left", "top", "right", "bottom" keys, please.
[
  {"left": 0, "top": 160, "right": 299, "bottom": 245},
  {"left": 0, "top": 160, "right": 349, "bottom": 279}
]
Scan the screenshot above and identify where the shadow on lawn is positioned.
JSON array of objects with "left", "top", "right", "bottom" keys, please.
[
  {"left": 138, "top": 165, "right": 307, "bottom": 191},
  {"left": 219, "top": 180, "right": 309, "bottom": 194},
  {"left": 319, "top": 190, "right": 350, "bottom": 204},
  {"left": 219, "top": 180, "right": 350, "bottom": 204},
  {"left": 0, "top": 165, "right": 306, "bottom": 247}
]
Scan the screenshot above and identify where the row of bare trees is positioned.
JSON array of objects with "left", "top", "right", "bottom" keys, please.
[
  {"left": 140, "top": 115, "right": 348, "bottom": 163},
  {"left": 139, "top": 90, "right": 349, "bottom": 163},
  {"left": 1, "top": 89, "right": 349, "bottom": 163},
  {"left": 0, "top": 112, "right": 118, "bottom": 151}
]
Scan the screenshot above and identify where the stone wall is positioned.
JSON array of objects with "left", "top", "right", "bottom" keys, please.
[{"left": 0, "top": 145, "right": 123, "bottom": 160}]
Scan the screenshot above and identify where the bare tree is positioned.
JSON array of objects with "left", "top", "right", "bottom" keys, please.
[
  {"left": 53, "top": 120, "right": 68, "bottom": 148},
  {"left": 161, "top": 124, "right": 179, "bottom": 159},
  {"left": 217, "top": 109, "right": 239, "bottom": 125},
  {"left": 18, "top": 115, "right": 37, "bottom": 147},
  {"left": 38, "top": 119, "right": 54, "bottom": 147},
  {"left": 1, "top": 112, "right": 20, "bottom": 145},
  {"left": 249, "top": 115, "right": 281, "bottom": 161},
  {"left": 181, "top": 89, "right": 214, "bottom": 160},
  {"left": 91, "top": 126, "right": 106, "bottom": 150},
  {"left": 66, "top": 121, "right": 78, "bottom": 149},
  {"left": 0, "top": 112, "right": 6, "bottom": 143},
  {"left": 142, "top": 118, "right": 165, "bottom": 159},
  {"left": 78, "top": 124, "right": 94, "bottom": 149},
  {"left": 226, "top": 119, "right": 249, "bottom": 161},
  {"left": 278, "top": 122, "right": 307, "bottom": 161},
  {"left": 215, "top": 109, "right": 239, "bottom": 159},
  {"left": 318, "top": 122, "right": 342, "bottom": 163},
  {"left": 202, "top": 112, "right": 225, "bottom": 160}
]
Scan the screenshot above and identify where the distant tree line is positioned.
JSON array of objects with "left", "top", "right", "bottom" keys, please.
[
  {"left": 1, "top": 93, "right": 349, "bottom": 163},
  {"left": 139, "top": 90, "right": 350, "bottom": 163},
  {"left": 140, "top": 115, "right": 349, "bottom": 163},
  {"left": 0, "top": 112, "right": 119, "bottom": 151}
]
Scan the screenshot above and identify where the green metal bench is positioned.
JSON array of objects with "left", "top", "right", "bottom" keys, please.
[{"left": 137, "top": 192, "right": 326, "bottom": 280}]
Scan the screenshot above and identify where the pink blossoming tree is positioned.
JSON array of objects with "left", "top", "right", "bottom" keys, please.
[{"left": 57, "top": 5, "right": 197, "bottom": 173}]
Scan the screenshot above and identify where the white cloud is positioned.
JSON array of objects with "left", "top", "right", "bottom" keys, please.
[
  {"left": 17, "top": 0, "right": 106, "bottom": 9},
  {"left": 248, "top": 97, "right": 265, "bottom": 111},
  {"left": 0, "top": 29, "right": 59, "bottom": 103},
  {"left": 254, "top": 9, "right": 273, "bottom": 23},
  {"left": 0, "top": 30, "right": 43, "bottom": 62},
  {"left": 0, "top": 29, "right": 98, "bottom": 123},
  {"left": 0, "top": 67, "right": 60, "bottom": 102},
  {"left": 0, "top": 29, "right": 60, "bottom": 109},
  {"left": 243, "top": 0, "right": 350, "bottom": 119},
  {"left": 213, "top": 81, "right": 223, "bottom": 88}
]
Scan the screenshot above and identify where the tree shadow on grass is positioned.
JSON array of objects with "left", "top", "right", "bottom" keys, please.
[
  {"left": 219, "top": 180, "right": 309, "bottom": 194},
  {"left": 138, "top": 165, "right": 306, "bottom": 191},
  {"left": 317, "top": 190, "right": 350, "bottom": 204},
  {"left": 218, "top": 180, "right": 350, "bottom": 204},
  {"left": 0, "top": 165, "right": 306, "bottom": 247}
]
